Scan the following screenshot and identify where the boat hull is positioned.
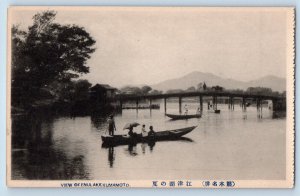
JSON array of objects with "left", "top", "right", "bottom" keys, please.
[
  {"left": 214, "top": 109, "right": 221, "bottom": 113},
  {"left": 101, "top": 126, "right": 196, "bottom": 146},
  {"left": 166, "top": 113, "right": 201, "bottom": 120}
]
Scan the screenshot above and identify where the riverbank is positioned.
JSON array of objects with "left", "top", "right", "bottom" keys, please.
[{"left": 11, "top": 99, "right": 121, "bottom": 117}]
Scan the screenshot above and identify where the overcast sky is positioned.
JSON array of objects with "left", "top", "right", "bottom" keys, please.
[{"left": 10, "top": 7, "right": 290, "bottom": 87}]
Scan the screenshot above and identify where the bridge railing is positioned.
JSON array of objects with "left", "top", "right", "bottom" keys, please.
[{"left": 116, "top": 90, "right": 285, "bottom": 101}]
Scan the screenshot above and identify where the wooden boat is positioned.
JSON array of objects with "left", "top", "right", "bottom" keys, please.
[
  {"left": 165, "top": 113, "right": 201, "bottom": 120},
  {"left": 208, "top": 109, "right": 221, "bottom": 114},
  {"left": 101, "top": 126, "right": 196, "bottom": 146},
  {"left": 214, "top": 109, "right": 221, "bottom": 114}
]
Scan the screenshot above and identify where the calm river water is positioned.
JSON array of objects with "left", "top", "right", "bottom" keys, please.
[{"left": 11, "top": 102, "right": 286, "bottom": 180}]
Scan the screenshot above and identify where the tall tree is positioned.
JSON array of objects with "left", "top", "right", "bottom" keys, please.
[
  {"left": 11, "top": 11, "right": 96, "bottom": 106},
  {"left": 246, "top": 87, "right": 272, "bottom": 95},
  {"left": 120, "top": 86, "right": 142, "bottom": 95},
  {"left": 186, "top": 86, "right": 196, "bottom": 92},
  {"left": 141, "top": 85, "right": 152, "bottom": 95}
]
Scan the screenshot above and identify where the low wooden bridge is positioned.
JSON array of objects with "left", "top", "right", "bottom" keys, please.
[{"left": 115, "top": 91, "right": 286, "bottom": 113}]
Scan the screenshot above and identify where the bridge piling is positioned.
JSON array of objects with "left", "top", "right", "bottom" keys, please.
[
  {"left": 136, "top": 99, "right": 139, "bottom": 111},
  {"left": 242, "top": 97, "right": 246, "bottom": 111},
  {"left": 116, "top": 91, "right": 285, "bottom": 113},
  {"left": 149, "top": 99, "right": 152, "bottom": 112},
  {"left": 199, "top": 96, "right": 203, "bottom": 111},
  {"left": 257, "top": 99, "right": 263, "bottom": 118},
  {"left": 256, "top": 99, "right": 263, "bottom": 114},
  {"left": 228, "top": 97, "right": 230, "bottom": 109},
  {"left": 260, "top": 100, "right": 263, "bottom": 113},
  {"left": 164, "top": 98, "right": 167, "bottom": 114},
  {"left": 213, "top": 96, "right": 218, "bottom": 110},
  {"left": 179, "top": 97, "right": 182, "bottom": 114}
]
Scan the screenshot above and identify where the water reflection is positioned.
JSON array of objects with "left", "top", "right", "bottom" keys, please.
[
  {"left": 11, "top": 103, "right": 286, "bottom": 180},
  {"left": 272, "top": 111, "right": 286, "bottom": 119},
  {"left": 257, "top": 112, "right": 263, "bottom": 119},
  {"left": 108, "top": 147, "right": 115, "bottom": 168},
  {"left": 242, "top": 113, "right": 247, "bottom": 120},
  {"left": 91, "top": 113, "right": 109, "bottom": 130},
  {"left": 104, "top": 138, "right": 193, "bottom": 167},
  {"left": 148, "top": 141, "right": 155, "bottom": 152},
  {"left": 12, "top": 111, "right": 90, "bottom": 180},
  {"left": 128, "top": 144, "right": 138, "bottom": 156},
  {"left": 141, "top": 143, "right": 146, "bottom": 154}
]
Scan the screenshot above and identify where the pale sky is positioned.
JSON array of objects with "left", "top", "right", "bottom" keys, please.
[{"left": 10, "top": 7, "right": 290, "bottom": 88}]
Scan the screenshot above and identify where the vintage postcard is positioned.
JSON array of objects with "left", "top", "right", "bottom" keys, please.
[{"left": 6, "top": 6, "right": 295, "bottom": 188}]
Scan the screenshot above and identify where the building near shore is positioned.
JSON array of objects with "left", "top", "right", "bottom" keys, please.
[{"left": 89, "top": 84, "right": 118, "bottom": 104}]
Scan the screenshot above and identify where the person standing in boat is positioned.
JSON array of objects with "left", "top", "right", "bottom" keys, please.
[
  {"left": 184, "top": 104, "right": 188, "bottom": 115},
  {"left": 141, "top": 124, "right": 147, "bottom": 137},
  {"left": 196, "top": 107, "right": 201, "bottom": 114},
  {"left": 107, "top": 115, "right": 116, "bottom": 136}
]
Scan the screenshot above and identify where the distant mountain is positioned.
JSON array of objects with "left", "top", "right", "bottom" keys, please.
[
  {"left": 247, "top": 75, "right": 286, "bottom": 92},
  {"left": 151, "top": 71, "right": 286, "bottom": 92}
]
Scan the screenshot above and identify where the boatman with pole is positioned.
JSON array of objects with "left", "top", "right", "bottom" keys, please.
[{"left": 108, "top": 114, "right": 116, "bottom": 136}]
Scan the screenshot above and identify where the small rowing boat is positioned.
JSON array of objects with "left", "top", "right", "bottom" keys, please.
[
  {"left": 214, "top": 109, "right": 221, "bottom": 114},
  {"left": 165, "top": 113, "right": 201, "bottom": 120},
  {"left": 208, "top": 109, "right": 221, "bottom": 114},
  {"left": 101, "top": 126, "right": 196, "bottom": 146}
]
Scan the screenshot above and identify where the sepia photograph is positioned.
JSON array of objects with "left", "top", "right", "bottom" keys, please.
[{"left": 6, "top": 6, "right": 294, "bottom": 188}]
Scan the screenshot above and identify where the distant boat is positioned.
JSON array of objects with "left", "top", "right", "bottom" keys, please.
[
  {"left": 122, "top": 104, "right": 160, "bottom": 109},
  {"left": 214, "top": 109, "right": 221, "bottom": 114},
  {"left": 208, "top": 109, "right": 221, "bottom": 114},
  {"left": 101, "top": 126, "right": 196, "bottom": 146},
  {"left": 165, "top": 113, "right": 201, "bottom": 120}
]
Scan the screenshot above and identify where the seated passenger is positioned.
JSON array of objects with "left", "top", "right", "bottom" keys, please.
[
  {"left": 148, "top": 126, "right": 155, "bottom": 136},
  {"left": 141, "top": 124, "right": 147, "bottom": 137}
]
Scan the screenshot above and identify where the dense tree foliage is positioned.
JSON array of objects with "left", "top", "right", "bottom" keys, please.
[
  {"left": 120, "top": 86, "right": 142, "bottom": 95},
  {"left": 211, "top": 85, "right": 224, "bottom": 91},
  {"left": 49, "top": 79, "right": 92, "bottom": 103},
  {"left": 149, "top": 89, "right": 163, "bottom": 95},
  {"left": 197, "top": 82, "right": 203, "bottom": 91},
  {"left": 11, "top": 11, "right": 96, "bottom": 107},
  {"left": 186, "top": 86, "right": 196, "bottom": 92},
  {"left": 166, "top": 89, "right": 185, "bottom": 94},
  {"left": 141, "top": 85, "right": 152, "bottom": 95},
  {"left": 246, "top": 87, "right": 272, "bottom": 94},
  {"left": 120, "top": 85, "right": 158, "bottom": 95}
]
